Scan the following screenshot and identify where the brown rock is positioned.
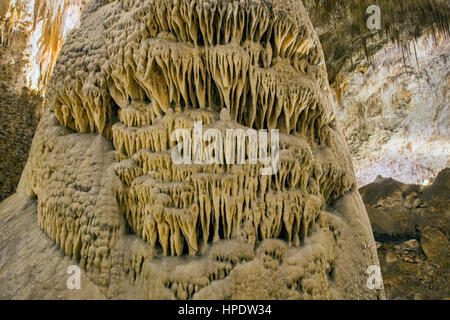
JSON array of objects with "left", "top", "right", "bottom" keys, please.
[{"left": 421, "top": 226, "right": 449, "bottom": 268}]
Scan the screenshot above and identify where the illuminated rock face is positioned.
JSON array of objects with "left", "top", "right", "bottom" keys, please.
[
  {"left": 18, "top": 0, "right": 383, "bottom": 299},
  {"left": 0, "top": 0, "right": 86, "bottom": 91},
  {"left": 335, "top": 36, "right": 450, "bottom": 187}
]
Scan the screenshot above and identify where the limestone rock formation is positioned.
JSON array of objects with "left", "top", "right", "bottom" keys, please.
[
  {"left": 0, "top": 0, "right": 87, "bottom": 91},
  {"left": 361, "top": 168, "right": 450, "bottom": 299},
  {"left": 1, "top": 0, "right": 382, "bottom": 299},
  {"left": 304, "top": 0, "right": 450, "bottom": 187},
  {"left": 336, "top": 37, "right": 450, "bottom": 186},
  {"left": 0, "top": 85, "right": 40, "bottom": 201},
  {"left": 0, "top": 0, "right": 87, "bottom": 202},
  {"left": 0, "top": 0, "right": 42, "bottom": 202},
  {"left": 0, "top": 193, "right": 105, "bottom": 299},
  {"left": 304, "top": 0, "right": 449, "bottom": 88}
]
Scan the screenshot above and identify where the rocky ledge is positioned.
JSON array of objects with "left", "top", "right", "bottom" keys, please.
[{"left": 360, "top": 168, "right": 449, "bottom": 299}]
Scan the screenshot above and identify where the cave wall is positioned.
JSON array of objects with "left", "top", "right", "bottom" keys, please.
[
  {"left": 303, "top": 0, "right": 449, "bottom": 186},
  {"left": 337, "top": 36, "right": 449, "bottom": 186},
  {"left": 0, "top": 0, "right": 41, "bottom": 201},
  {"left": 0, "top": 0, "right": 87, "bottom": 91},
  {"left": 0, "top": 0, "right": 87, "bottom": 201}
]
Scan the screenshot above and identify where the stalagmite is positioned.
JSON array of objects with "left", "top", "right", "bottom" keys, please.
[{"left": 13, "top": 0, "right": 382, "bottom": 300}]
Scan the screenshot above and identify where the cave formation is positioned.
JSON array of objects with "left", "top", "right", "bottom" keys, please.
[{"left": 2, "top": 0, "right": 383, "bottom": 300}]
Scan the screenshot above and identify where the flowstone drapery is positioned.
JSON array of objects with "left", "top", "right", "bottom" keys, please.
[{"left": 17, "top": 0, "right": 383, "bottom": 299}]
